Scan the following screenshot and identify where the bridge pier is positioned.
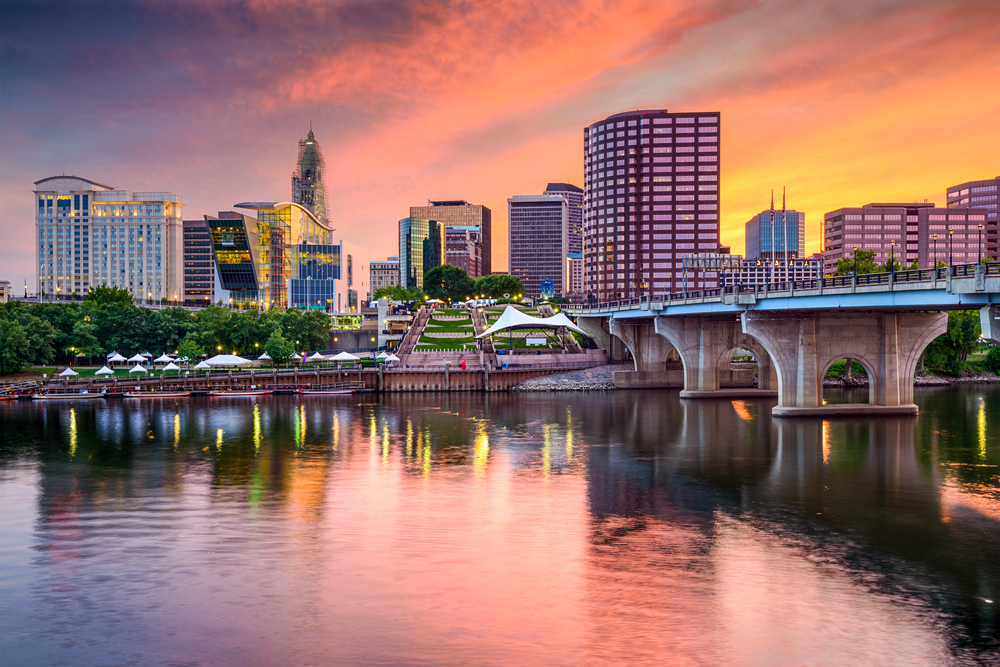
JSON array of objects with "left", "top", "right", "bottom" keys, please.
[
  {"left": 981, "top": 304, "right": 1000, "bottom": 344},
  {"left": 742, "top": 311, "right": 947, "bottom": 417},
  {"left": 653, "top": 316, "right": 777, "bottom": 398},
  {"left": 577, "top": 316, "right": 631, "bottom": 362}
]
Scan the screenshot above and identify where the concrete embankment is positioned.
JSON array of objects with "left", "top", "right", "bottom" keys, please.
[{"left": 511, "top": 365, "right": 632, "bottom": 391}]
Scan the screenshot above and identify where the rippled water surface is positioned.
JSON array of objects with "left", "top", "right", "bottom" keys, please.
[{"left": 1, "top": 387, "right": 998, "bottom": 666}]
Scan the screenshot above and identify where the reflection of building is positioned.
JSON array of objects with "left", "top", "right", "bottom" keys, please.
[
  {"left": 745, "top": 209, "right": 805, "bottom": 260},
  {"left": 34, "top": 176, "right": 184, "bottom": 300},
  {"left": 292, "top": 129, "right": 328, "bottom": 224},
  {"left": 399, "top": 217, "right": 445, "bottom": 290},
  {"left": 509, "top": 194, "right": 567, "bottom": 298},
  {"left": 408, "top": 200, "right": 491, "bottom": 276},
  {"left": 822, "top": 202, "right": 988, "bottom": 274},
  {"left": 947, "top": 176, "right": 998, "bottom": 259},
  {"left": 371, "top": 256, "right": 400, "bottom": 293},
  {"left": 206, "top": 202, "right": 370, "bottom": 311},
  {"left": 544, "top": 183, "right": 584, "bottom": 254},
  {"left": 182, "top": 220, "right": 216, "bottom": 306}
]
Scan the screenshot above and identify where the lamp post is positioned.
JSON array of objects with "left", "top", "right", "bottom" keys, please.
[
  {"left": 932, "top": 234, "right": 938, "bottom": 268},
  {"left": 853, "top": 245, "right": 858, "bottom": 277},
  {"left": 889, "top": 240, "right": 896, "bottom": 275},
  {"left": 979, "top": 224, "right": 984, "bottom": 263},
  {"left": 949, "top": 228, "right": 954, "bottom": 266}
]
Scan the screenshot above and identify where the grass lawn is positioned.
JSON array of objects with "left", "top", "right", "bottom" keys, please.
[
  {"left": 434, "top": 308, "right": 467, "bottom": 316},
  {"left": 424, "top": 317, "right": 474, "bottom": 334},
  {"left": 416, "top": 335, "right": 477, "bottom": 350}
]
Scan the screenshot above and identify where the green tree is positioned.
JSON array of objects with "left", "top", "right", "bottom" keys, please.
[
  {"left": 264, "top": 330, "right": 295, "bottom": 365},
  {"left": 280, "top": 309, "right": 330, "bottom": 351},
  {"left": 835, "top": 248, "right": 879, "bottom": 276},
  {"left": 0, "top": 318, "right": 31, "bottom": 374},
  {"left": 374, "top": 285, "right": 425, "bottom": 301},
  {"left": 473, "top": 274, "right": 524, "bottom": 298},
  {"left": 85, "top": 285, "right": 134, "bottom": 307},
  {"left": 924, "top": 311, "right": 981, "bottom": 375},
  {"left": 175, "top": 337, "right": 205, "bottom": 361},
  {"left": 424, "top": 265, "right": 475, "bottom": 302},
  {"left": 71, "top": 320, "right": 103, "bottom": 363}
]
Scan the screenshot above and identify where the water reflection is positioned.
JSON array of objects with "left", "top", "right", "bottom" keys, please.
[{"left": 0, "top": 388, "right": 997, "bottom": 666}]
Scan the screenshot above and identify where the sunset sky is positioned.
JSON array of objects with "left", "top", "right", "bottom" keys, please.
[{"left": 2, "top": 0, "right": 998, "bottom": 290}]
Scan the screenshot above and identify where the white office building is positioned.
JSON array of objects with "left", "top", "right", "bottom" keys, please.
[{"left": 34, "top": 176, "right": 184, "bottom": 301}]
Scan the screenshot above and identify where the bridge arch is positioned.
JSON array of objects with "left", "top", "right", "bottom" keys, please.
[{"left": 820, "top": 355, "right": 877, "bottom": 405}]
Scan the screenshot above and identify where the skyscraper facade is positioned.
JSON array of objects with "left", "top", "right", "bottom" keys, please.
[
  {"left": 544, "top": 183, "right": 584, "bottom": 254},
  {"left": 947, "top": 176, "right": 998, "bottom": 259},
  {"left": 745, "top": 209, "right": 806, "bottom": 260},
  {"left": 583, "top": 110, "right": 722, "bottom": 300},
  {"left": 508, "top": 194, "right": 567, "bottom": 298},
  {"left": 408, "top": 200, "right": 491, "bottom": 276},
  {"left": 34, "top": 176, "right": 184, "bottom": 301},
  {"left": 182, "top": 219, "right": 216, "bottom": 306},
  {"left": 292, "top": 129, "right": 328, "bottom": 224},
  {"left": 398, "top": 217, "right": 445, "bottom": 290}
]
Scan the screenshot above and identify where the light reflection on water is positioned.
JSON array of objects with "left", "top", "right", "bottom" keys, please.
[{"left": 0, "top": 387, "right": 997, "bottom": 666}]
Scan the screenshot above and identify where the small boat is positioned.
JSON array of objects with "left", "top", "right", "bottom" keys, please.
[
  {"left": 32, "top": 391, "right": 104, "bottom": 400},
  {"left": 296, "top": 388, "right": 355, "bottom": 395},
  {"left": 125, "top": 390, "right": 192, "bottom": 398},
  {"left": 208, "top": 388, "right": 272, "bottom": 397},
  {"left": 0, "top": 393, "right": 18, "bottom": 401}
]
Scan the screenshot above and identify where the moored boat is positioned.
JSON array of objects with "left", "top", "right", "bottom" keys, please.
[
  {"left": 296, "top": 388, "right": 355, "bottom": 395},
  {"left": 124, "top": 390, "right": 192, "bottom": 398},
  {"left": 32, "top": 391, "right": 105, "bottom": 400},
  {"left": 207, "top": 388, "right": 272, "bottom": 397}
]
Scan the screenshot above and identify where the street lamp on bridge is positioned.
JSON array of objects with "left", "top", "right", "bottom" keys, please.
[
  {"left": 979, "top": 224, "right": 984, "bottom": 263},
  {"left": 932, "top": 234, "right": 938, "bottom": 268},
  {"left": 949, "top": 228, "right": 954, "bottom": 266}
]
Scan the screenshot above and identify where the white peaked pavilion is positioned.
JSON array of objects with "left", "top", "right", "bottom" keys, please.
[
  {"left": 330, "top": 351, "right": 359, "bottom": 362},
  {"left": 258, "top": 352, "right": 272, "bottom": 361},
  {"left": 108, "top": 353, "right": 127, "bottom": 364},
  {"left": 154, "top": 354, "right": 174, "bottom": 364},
  {"left": 194, "top": 361, "right": 211, "bottom": 370},
  {"left": 162, "top": 362, "right": 181, "bottom": 372},
  {"left": 95, "top": 366, "right": 114, "bottom": 375},
  {"left": 204, "top": 354, "right": 251, "bottom": 366},
  {"left": 59, "top": 368, "right": 79, "bottom": 377},
  {"left": 306, "top": 352, "right": 327, "bottom": 362},
  {"left": 475, "top": 305, "right": 590, "bottom": 339},
  {"left": 128, "top": 364, "right": 148, "bottom": 374}
]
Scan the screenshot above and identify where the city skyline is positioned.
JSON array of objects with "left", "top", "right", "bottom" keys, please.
[{"left": 2, "top": 0, "right": 998, "bottom": 292}]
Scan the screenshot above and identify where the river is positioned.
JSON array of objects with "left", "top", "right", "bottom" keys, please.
[{"left": 1, "top": 387, "right": 998, "bottom": 666}]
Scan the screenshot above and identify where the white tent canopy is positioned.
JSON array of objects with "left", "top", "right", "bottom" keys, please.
[
  {"left": 108, "top": 353, "right": 127, "bottom": 363},
  {"left": 95, "top": 366, "right": 114, "bottom": 375},
  {"left": 128, "top": 364, "right": 148, "bottom": 374},
  {"left": 127, "top": 353, "right": 146, "bottom": 363},
  {"left": 107, "top": 350, "right": 119, "bottom": 358},
  {"left": 475, "top": 305, "right": 590, "bottom": 339},
  {"left": 204, "top": 354, "right": 251, "bottom": 366},
  {"left": 426, "top": 298, "right": 445, "bottom": 304},
  {"left": 258, "top": 352, "right": 272, "bottom": 361},
  {"left": 375, "top": 351, "right": 388, "bottom": 360},
  {"left": 154, "top": 354, "right": 174, "bottom": 363},
  {"left": 162, "top": 362, "right": 180, "bottom": 371},
  {"left": 385, "top": 353, "right": 400, "bottom": 362},
  {"left": 140, "top": 351, "right": 153, "bottom": 358},
  {"left": 306, "top": 352, "right": 327, "bottom": 362},
  {"left": 330, "top": 351, "right": 360, "bottom": 362},
  {"left": 59, "top": 367, "right": 79, "bottom": 377},
  {"left": 194, "top": 361, "right": 211, "bottom": 370},
  {"left": 291, "top": 353, "right": 302, "bottom": 361}
]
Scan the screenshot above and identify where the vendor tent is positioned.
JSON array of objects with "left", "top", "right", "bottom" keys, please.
[
  {"left": 306, "top": 352, "right": 328, "bottom": 362},
  {"left": 128, "top": 364, "right": 148, "bottom": 374},
  {"left": 108, "top": 353, "right": 127, "bottom": 364},
  {"left": 162, "top": 362, "right": 181, "bottom": 372},
  {"left": 59, "top": 368, "right": 79, "bottom": 377},
  {"left": 127, "top": 353, "right": 146, "bottom": 363},
  {"left": 330, "top": 351, "right": 360, "bottom": 362},
  {"left": 193, "top": 361, "right": 211, "bottom": 370},
  {"left": 95, "top": 366, "right": 114, "bottom": 375},
  {"left": 154, "top": 354, "right": 174, "bottom": 364},
  {"left": 204, "top": 354, "right": 251, "bottom": 366}
]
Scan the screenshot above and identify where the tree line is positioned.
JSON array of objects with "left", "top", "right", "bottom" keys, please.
[
  {"left": 0, "top": 286, "right": 332, "bottom": 374},
  {"left": 373, "top": 268, "right": 524, "bottom": 304}
]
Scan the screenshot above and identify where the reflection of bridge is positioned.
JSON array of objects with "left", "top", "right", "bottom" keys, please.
[{"left": 568, "top": 264, "right": 1000, "bottom": 416}]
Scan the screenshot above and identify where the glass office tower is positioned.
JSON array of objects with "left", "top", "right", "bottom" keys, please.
[{"left": 399, "top": 217, "right": 445, "bottom": 290}]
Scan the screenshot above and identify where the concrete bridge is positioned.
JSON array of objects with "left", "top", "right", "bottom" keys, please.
[{"left": 568, "top": 263, "right": 1000, "bottom": 416}]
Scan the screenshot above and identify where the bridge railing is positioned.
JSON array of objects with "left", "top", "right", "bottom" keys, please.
[{"left": 570, "top": 261, "right": 990, "bottom": 312}]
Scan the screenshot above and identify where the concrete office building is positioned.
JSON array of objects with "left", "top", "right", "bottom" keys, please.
[
  {"left": 823, "top": 202, "right": 988, "bottom": 274},
  {"left": 947, "top": 176, "right": 998, "bottom": 259},
  {"left": 182, "top": 220, "right": 216, "bottom": 306},
  {"left": 508, "top": 194, "right": 568, "bottom": 298},
  {"left": 399, "top": 217, "right": 445, "bottom": 290},
  {"left": 545, "top": 183, "right": 584, "bottom": 254},
  {"left": 0, "top": 281, "right": 11, "bottom": 303},
  {"left": 408, "top": 200, "right": 491, "bottom": 276},
  {"left": 583, "top": 110, "right": 722, "bottom": 300},
  {"left": 292, "top": 128, "right": 328, "bottom": 224},
  {"left": 34, "top": 176, "right": 184, "bottom": 301},
  {"left": 566, "top": 252, "right": 584, "bottom": 296},
  {"left": 745, "top": 209, "right": 805, "bottom": 260},
  {"left": 371, "top": 256, "right": 400, "bottom": 293}
]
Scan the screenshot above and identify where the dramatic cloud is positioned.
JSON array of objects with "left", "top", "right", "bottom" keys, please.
[{"left": 1, "top": 0, "right": 998, "bottom": 289}]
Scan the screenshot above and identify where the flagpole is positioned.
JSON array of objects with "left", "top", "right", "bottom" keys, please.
[
  {"left": 769, "top": 190, "right": 774, "bottom": 285},
  {"left": 782, "top": 186, "right": 787, "bottom": 282}
]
